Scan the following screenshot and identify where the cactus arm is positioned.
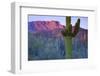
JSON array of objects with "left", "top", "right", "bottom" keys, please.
[{"left": 73, "top": 18, "right": 80, "bottom": 37}]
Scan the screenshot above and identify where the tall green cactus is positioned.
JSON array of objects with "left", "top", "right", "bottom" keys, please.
[{"left": 61, "top": 16, "right": 80, "bottom": 58}]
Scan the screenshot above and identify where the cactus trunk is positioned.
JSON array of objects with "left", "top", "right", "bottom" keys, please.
[
  {"left": 65, "top": 16, "right": 72, "bottom": 58},
  {"left": 64, "top": 37, "right": 72, "bottom": 58}
]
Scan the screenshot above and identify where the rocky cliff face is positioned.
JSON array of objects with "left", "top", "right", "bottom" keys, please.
[
  {"left": 28, "top": 21, "right": 87, "bottom": 39},
  {"left": 28, "top": 21, "right": 64, "bottom": 32}
]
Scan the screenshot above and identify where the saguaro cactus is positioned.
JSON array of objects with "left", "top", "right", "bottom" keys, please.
[{"left": 61, "top": 16, "right": 80, "bottom": 58}]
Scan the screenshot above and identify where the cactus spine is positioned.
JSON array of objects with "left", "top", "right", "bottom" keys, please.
[{"left": 61, "top": 16, "right": 80, "bottom": 58}]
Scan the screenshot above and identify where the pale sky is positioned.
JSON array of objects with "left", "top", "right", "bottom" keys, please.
[{"left": 28, "top": 15, "right": 88, "bottom": 29}]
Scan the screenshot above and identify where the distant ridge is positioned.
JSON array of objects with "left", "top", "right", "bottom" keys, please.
[
  {"left": 28, "top": 21, "right": 87, "bottom": 40},
  {"left": 28, "top": 21, "right": 64, "bottom": 32}
]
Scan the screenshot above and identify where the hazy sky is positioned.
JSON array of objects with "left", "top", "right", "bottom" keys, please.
[{"left": 28, "top": 15, "right": 88, "bottom": 29}]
